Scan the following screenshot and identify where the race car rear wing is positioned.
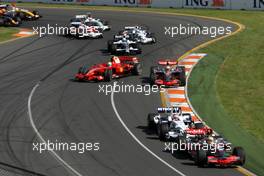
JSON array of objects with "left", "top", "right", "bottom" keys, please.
[
  {"left": 158, "top": 60, "right": 178, "bottom": 66},
  {"left": 157, "top": 107, "right": 181, "bottom": 113},
  {"left": 75, "top": 15, "right": 87, "bottom": 19}
]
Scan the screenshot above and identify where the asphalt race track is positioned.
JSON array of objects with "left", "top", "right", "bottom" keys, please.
[{"left": 0, "top": 8, "right": 244, "bottom": 176}]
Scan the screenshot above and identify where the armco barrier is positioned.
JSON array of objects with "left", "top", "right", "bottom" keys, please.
[{"left": 1, "top": 0, "right": 264, "bottom": 10}]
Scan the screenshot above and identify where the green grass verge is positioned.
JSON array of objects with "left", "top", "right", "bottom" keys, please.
[
  {"left": 0, "top": 27, "right": 19, "bottom": 42},
  {"left": 3, "top": 2, "right": 264, "bottom": 174},
  {"left": 187, "top": 12, "right": 264, "bottom": 175}
]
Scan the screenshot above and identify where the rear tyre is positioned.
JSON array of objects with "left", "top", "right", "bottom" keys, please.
[
  {"left": 33, "top": 10, "right": 39, "bottom": 15},
  {"left": 107, "top": 40, "right": 113, "bottom": 52},
  {"left": 147, "top": 113, "right": 157, "bottom": 130},
  {"left": 104, "top": 69, "right": 112, "bottom": 82},
  {"left": 103, "top": 20, "right": 109, "bottom": 25},
  {"left": 19, "top": 12, "right": 25, "bottom": 20},
  {"left": 152, "top": 37, "right": 157, "bottom": 43},
  {"left": 12, "top": 17, "right": 21, "bottom": 27},
  {"left": 178, "top": 66, "right": 186, "bottom": 86},
  {"left": 78, "top": 66, "right": 88, "bottom": 74},
  {"left": 132, "top": 63, "right": 142, "bottom": 75},
  {"left": 17, "top": 17, "right": 22, "bottom": 25},
  {"left": 233, "top": 147, "right": 246, "bottom": 166},
  {"left": 149, "top": 66, "right": 157, "bottom": 85},
  {"left": 136, "top": 43, "right": 142, "bottom": 54}
]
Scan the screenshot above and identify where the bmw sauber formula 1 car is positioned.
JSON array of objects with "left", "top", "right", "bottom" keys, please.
[
  {"left": 75, "top": 56, "right": 142, "bottom": 82},
  {"left": 188, "top": 136, "right": 246, "bottom": 167},
  {"left": 107, "top": 37, "right": 142, "bottom": 55},
  {"left": 68, "top": 18, "right": 103, "bottom": 38},
  {"left": 115, "top": 26, "right": 156, "bottom": 44},
  {"left": 75, "top": 13, "right": 110, "bottom": 26},
  {"left": 149, "top": 60, "right": 186, "bottom": 87},
  {"left": 70, "top": 16, "right": 110, "bottom": 33},
  {"left": 0, "top": 9, "right": 21, "bottom": 27},
  {"left": 84, "top": 19, "right": 110, "bottom": 31},
  {"left": 147, "top": 107, "right": 192, "bottom": 141},
  {"left": 0, "top": 4, "right": 41, "bottom": 20},
  {"left": 147, "top": 107, "right": 213, "bottom": 141}
]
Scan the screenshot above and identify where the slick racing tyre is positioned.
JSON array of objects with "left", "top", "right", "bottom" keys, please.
[
  {"left": 104, "top": 69, "right": 112, "bottom": 82},
  {"left": 152, "top": 37, "right": 157, "bottom": 44},
  {"left": 135, "top": 43, "right": 142, "bottom": 54},
  {"left": 132, "top": 63, "right": 142, "bottom": 75},
  {"left": 158, "top": 123, "right": 169, "bottom": 141},
  {"left": 196, "top": 149, "right": 207, "bottom": 167},
  {"left": 178, "top": 66, "right": 186, "bottom": 86},
  {"left": 147, "top": 113, "right": 158, "bottom": 130},
  {"left": 15, "top": 17, "right": 22, "bottom": 27},
  {"left": 107, "top": 40, "right": 113, "bottom": 52},
  {"left": 78, "top": 66, "right": 88, "bottom": 74},
  {"left": 18, "top": 12, "right": 26, "bottom": 20},
  {"left": 233, "top": 147, "right": 246, "bottom": 166},
  {"left": 149, "top": 66, "right": 158, "bottom": 85}
]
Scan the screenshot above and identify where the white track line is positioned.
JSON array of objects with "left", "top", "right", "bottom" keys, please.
[
  {"left": 110, "top": 82, "right": 186, "bottom": 176},
  {"left": 28, "top": 82, "right": 83, "bottom": 176}
]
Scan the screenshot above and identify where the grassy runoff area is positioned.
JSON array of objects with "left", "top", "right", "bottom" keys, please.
[
  {"left": 186, "top": 11, "right": 264, "bottom": 175},
  {"left": 3, "top": 2, "right": 264, "bottom": 175},
  {"left": 0, "top": 27, "right": 19, "bottom": 42}
]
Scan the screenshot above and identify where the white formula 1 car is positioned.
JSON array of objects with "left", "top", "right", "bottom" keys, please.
[
  {"left": 68, "top": 18, "right": 103, "bottom": 38},
  {"left": 74, "top": 13, "right": 110, "bottom": 31},
  {"left": 148, "top": 107, "right": 193, "bottom": 141},
  {"left": 115, "top": 25, "right": 156, "bottom": 44},
  {"left": 107, "top": 37, "right": 142, "bottom": 55}
]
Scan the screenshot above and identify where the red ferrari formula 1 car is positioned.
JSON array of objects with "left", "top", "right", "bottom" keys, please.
[
  {"left": 149, "top": 60, "right": 186, "bottom": 87},
  {"left": 75, "top": 56, "right": 142, "bottom": 82}
]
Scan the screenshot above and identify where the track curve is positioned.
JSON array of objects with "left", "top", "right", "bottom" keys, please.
[{"left": 0, "top": 7, "right": 244, "bottom": 176}]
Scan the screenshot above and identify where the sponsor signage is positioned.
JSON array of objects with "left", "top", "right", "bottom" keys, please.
[
  {"left": 212, "top": 0, "right": 225, "bottom": 7},
  {"left": 185, "top": 0, "right": 209, "bottom": 7},
  {"left": 114, "top": 0, "right": 136, "bottom": 5},
  {"left": 0, "top": 0, "right": 263, "bottom": 10},
  {"left": 253, "top": 0, "right": 264, "bottom": 8},
  {"left": 184, "top": 0, "right": 227, "bottom": 8}
]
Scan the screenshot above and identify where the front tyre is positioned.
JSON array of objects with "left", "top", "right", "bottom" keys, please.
[
  {"left": 196, "top": 149, "right": 207, "bottom": 167},
  {"left": 132, "top": 63, "right": 142, "bottom": 75},
  {"left": 104, "top": 69, "right": 112, "bottom": 82},
  {"left": 158, "top": 123, "right": 169, "bottom": 141},
  {"left": 233, "top": 147, "right": 246, "bottom": 166}
]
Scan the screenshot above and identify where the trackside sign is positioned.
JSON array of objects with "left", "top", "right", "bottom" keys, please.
[
  {"left": 183, "top": 0, "right": 228, "bottom": 9},
  {"left": 1, "top": 0, "right": 263, "bottom": 10}
]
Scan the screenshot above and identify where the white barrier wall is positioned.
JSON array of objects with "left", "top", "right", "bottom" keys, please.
[{"left": 1, "top": 0, "right": 264, "bottom": 10}]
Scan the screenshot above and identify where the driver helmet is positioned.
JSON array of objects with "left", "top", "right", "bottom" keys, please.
[
  {"left": 207, "top": 136, "right": 215, "bottom": 145},
  {"left": 87, "top": 12, "right": 92, "bottom": 17},
  {"left": 165, "top": 65, "right": 171, "bottom": 72},
  {"left": 107, "top": 62, "right": 112, "bottom": 67},
  {"left": 172, "top": 114, "right": 180, "bottom": 121},
  {"left": 111, "top": 56, "right": 120, "bottom": 64},
  {"left": 122, "top": 37, "right": 127, "bottom": 42},
  {"left": 0, "top": 9, "right": 5, "bottom": 14}
]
